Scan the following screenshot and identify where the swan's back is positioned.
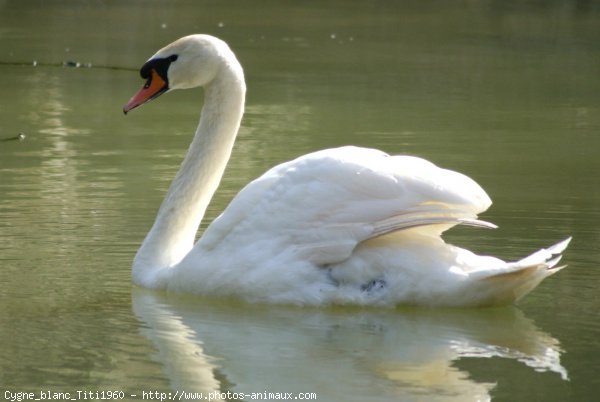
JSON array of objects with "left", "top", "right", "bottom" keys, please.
[{"left": 198, "top": 146, "right": 491, "bottom": 257}]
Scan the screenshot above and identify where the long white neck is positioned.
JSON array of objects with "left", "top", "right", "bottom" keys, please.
[{"left": 133, "top": 63, "right": 245, "bottom": 286}]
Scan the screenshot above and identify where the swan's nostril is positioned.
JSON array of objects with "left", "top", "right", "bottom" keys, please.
[{"left": 123, "top": 69, "right": 169, "bottom": 113}]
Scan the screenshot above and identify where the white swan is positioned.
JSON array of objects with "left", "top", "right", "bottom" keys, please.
[{"left": 123, "top": 34, "right": 571, "bottom": 307}]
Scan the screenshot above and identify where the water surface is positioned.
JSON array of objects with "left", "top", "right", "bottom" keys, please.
[{"left": 1, "top": 1, "right": 599, "bottom": 401}]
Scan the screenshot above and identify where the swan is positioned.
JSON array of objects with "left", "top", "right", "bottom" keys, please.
[{"left": 123, "top": 34, "right": 571, "bottom": 307}]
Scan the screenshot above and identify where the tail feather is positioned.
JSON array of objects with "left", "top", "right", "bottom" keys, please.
[
  {"left": 513, "top": 236, "right": 571, "bottom": 270},
  {"left": 471, "top": 237, "right": 572, "bottom": 281},
  {"left": 546, "top": 236, "right": 572, "bottom": 255},
  {"left": 471, "top": 237, "right": 572, "bottom": 306}
]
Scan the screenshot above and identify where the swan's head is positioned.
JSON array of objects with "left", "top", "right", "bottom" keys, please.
[{"left": 123, "top": 34, "right": 242, "bottom": 114}]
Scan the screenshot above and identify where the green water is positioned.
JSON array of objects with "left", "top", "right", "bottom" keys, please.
[{"left": 1, "top": 1, "right": 599, "bottom": 401}]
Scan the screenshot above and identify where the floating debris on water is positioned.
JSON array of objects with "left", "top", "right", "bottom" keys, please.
[
  {"left": 2, "top": 132, "right": 26, "bottom": 142},
  {"left": 0, "top": 60, "right": 130, "bottom": 71},
  {"left": 63, "top": 60, "right": 92, "bottom": 68}
]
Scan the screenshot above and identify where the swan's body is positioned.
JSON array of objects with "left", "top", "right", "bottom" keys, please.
[{"left": 124, "top": 34, "right": 570, "bottom": 307}]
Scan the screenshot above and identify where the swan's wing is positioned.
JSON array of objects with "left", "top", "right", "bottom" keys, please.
[{"left": 198, "top": 146, "right": 492, "bottom": 266}]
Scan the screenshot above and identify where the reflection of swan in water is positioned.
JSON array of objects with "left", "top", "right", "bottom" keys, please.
[{"left": 132, "top": 290, "right": 568, "bottom": 402}]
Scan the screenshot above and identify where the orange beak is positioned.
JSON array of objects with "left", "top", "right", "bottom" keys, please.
[{"left": 123, "top": 69, "right": 168, "bottom": 114}]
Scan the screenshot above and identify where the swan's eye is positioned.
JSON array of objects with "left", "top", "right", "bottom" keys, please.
[{"left": 168, "top": 54, "right": 178, "bottom": 62}]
